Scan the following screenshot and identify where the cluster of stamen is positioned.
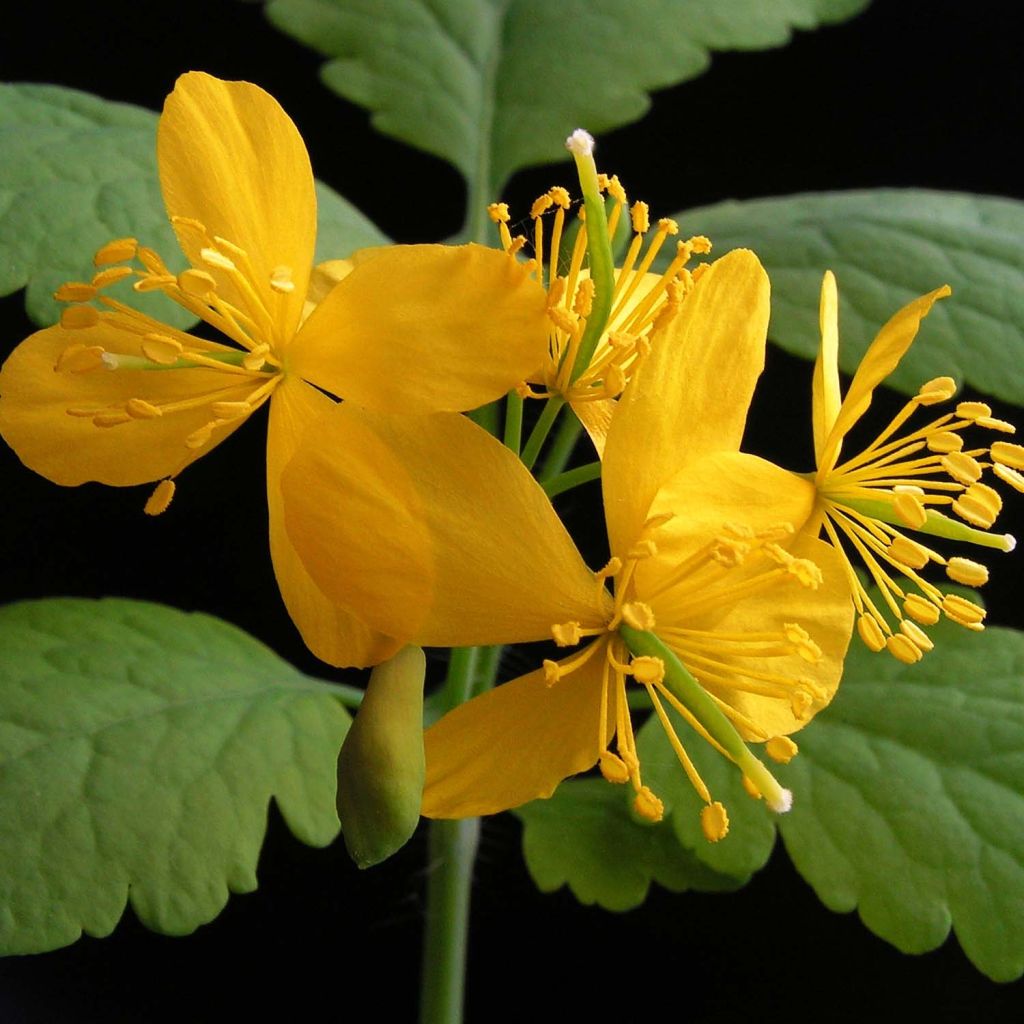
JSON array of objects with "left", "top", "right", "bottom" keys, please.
[
  {"left": 52, "top": 228, "right": 293, "bottom": 513},
  {"left": 487, "top": 176, "right": 710, "bottom": 405},
  {"left": 817, "top": 375, "right": 1019, "bottom": 662},
  {"left": 541, "top": 516, "right": 825, "bottom": 842}
]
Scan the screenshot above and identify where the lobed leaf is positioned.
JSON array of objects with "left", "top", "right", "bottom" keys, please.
[{"left": 0, "top": 598, "right": 350, "bottom": 954}]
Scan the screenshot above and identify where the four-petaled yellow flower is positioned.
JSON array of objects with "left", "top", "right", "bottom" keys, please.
[
  {"left": 280, "top": 250, "right": 854, "bottom": 840},
  {"left": 0, "top": 72, "right": 550, "bottom": 668},
  {"left": 780, "top": 272, "right": 1019, "bottom": 662}
]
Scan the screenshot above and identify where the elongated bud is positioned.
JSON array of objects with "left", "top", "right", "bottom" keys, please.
[{"left": 336, "top": 646, "right": 426, "bottom": 868}]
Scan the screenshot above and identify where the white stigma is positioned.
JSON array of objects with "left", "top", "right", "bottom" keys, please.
[
  {"left": 769, "top": 788, "right": 794, "bottom": 815},
  {"left": 1005, "top": 533, "right": 1018, "bottom": 552},
  {"left": 565, "top": 128, "right": 595, "bottom": 158},
  {"left": 101, "top": 352, "right": 119, "bottom": 370}
]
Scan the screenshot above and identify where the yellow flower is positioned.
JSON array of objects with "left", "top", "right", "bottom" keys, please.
[
  {"left": 789, "top": 271, "right": 1018, "bottom": 662},
  {"left": 280, "top": 250, "right": 854, "bottom": 840},
  {"left": 0, "top": 72, "right": 549, "bottom": 668},
  {"left": 486, "top": 137, "right": 711, "bottom": 455}
]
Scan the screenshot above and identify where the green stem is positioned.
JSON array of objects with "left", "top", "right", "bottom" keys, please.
[
  {"left": 503, "top": 390, "right": 524, "bottom": 455},
  {"left": 520, "top": 396, "right": 565, "bottom": 471},
  {"left": 542, "top": 461, "right": 601, "bottom": 499},
  {"left": 467, "top": 402, "right": 500, "bottom": 436},
  {"left": 538, "top": 412, "right": 583, "bottom": 482}
]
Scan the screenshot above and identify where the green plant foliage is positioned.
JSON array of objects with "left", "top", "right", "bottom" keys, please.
[
  {"left": 262, "top": 0, "right": 871, "bottom": 200},
  {"left": 777, "top": 614, "right": 1024, "bottom": 982},
  {"left": 515, "top": 779, "right": 744, "bottom": 910},
  {"left": 0, "top": 598, "right": 351, "bottom": 954},
  {"left": 0, "top": 83, "right": 388, "bottom": 330},
  {"left": 673, "top": 190, "right": 1024, "bottom": 405}
]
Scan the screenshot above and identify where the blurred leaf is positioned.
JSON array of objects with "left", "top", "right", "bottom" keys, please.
[
  {"left": 0, "top": 83, "right": 387, "bottom": 329},
  {"left": 515, "top": 778, "right": 744, "bottom": 910},
  {"left": 262, "top": 0, "right": 871, "bottom": 198},
  {"left": 0, "top": 598, "right": 350, "bottom": 954},
  {"left": 674, "top": 190, "right": 1024, "bottom": 404},
  {"left": 777, "top": 612, "right": 1024, "bottom": 982}
]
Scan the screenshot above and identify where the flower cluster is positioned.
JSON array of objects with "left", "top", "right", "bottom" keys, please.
[{"left": 1, "top": 75, "right": 1017, "bottom": 844}]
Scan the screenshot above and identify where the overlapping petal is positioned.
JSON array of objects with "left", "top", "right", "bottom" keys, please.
[
  {"left": 158, "top": 71, "right": 316, "bottom": 342},
  {"left": 811, "top": 270, "right": 842, "bottom": 467},
  {"left": 423, "top": 651, "right": 612, "bottom": 818},
  {"left": 281, "top": 405, "right": 607, "bottom": 647},
  {"left": 603, "top": 249, "right": 770, "bottom": 557}
]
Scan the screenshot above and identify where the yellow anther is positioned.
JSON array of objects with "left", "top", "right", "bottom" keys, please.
[
  {"left": 857, "top": 613, "right": 887, "bottom": 652},
  {"left": 605, "top": 175, "right": 627, "bottom": 203},
  {"left": 783, "top": 623, "right": 822, "bottom": 663},
  {"left": 956, "top": 401, "right": 992, "bottom": 420},
  {"left": 547, "top": 304, "right": 578, "bottom": 334},
  {"left": 886, "top": 632, "right": 922, "bottom": 664},
  {"left": 551, "top": 621, "right": 582, "bottom": 647},
  {"left": 268, "top": 265, "right": 295, "bottom": 294},
  {"left": 917, "top": 376, "right": 957, "bottom": 405},
  {"left": 900, "top": 619, "right": 934, "bottom": 653},
  {"left": 200, "top": 247, "right": 237, "bottom": 272},
  {"left": 657, "top": 218, "right": 679, "bottom": 235},
  {"left": 136, "top": 246, "right": 168, "bottom": 275},
  {"left": 92, "top": 265, "right": 133, "bottom": 289},
  {"left": 992, "top": 442, "right": 1024, "bottom": 469},
  {"left": 597, "top": 556, "right": 623, "bottom": 579},
  {"left": 93, "top": 411, "right": 132, "bottom": 428},
  {"left": 887, "top": 534, "right": 932, "bottom": 570},
  {"left": 628, "top": 539, "right": 658, "bottom": 560},
  {"left": 93, "top": 237, "right": 138, "bottom": 266},
  {"left": 942, "top": 593, "right": 986, "bottom": 626},
  {"left": 711, "top": 537, "right": 749, "bottom": 567},
  {"left": 548, "top": 186, "right": 570, "bottom": 208},
  {"left": 620, "top": 748, "right": 640, "bottom": 773},
  {"left": 602, "top": 364, "right": 627, "bottom": 397},
  {"left": 766, "top": 736, "right": 799, "bottom": 765},
  {"left": 953, "top": 481, "right": 1001, "bottom": 528},
  {"left": 630, "top": 201, "right": 650, "bottom": 234},
  {"left": 54, "top": 282, "right": 97, "bottom": 303},
  {"left": 125, "top": 398, "right": 162, "bottom": 420},
  {"left": 56, "top": 343, "right": 105, "bottom": 373},
  {"left": 60, "top": 305, "right": 100, "bottom": 330},
  {"left": 599, "top": 751, "right": 630, "bottom": 784},
  {"left": 926, "top": 430, "right": 964, "bottom": 453},
  {"left": 546, "top": 276, "right": 567, "bottom": 308},
  {"left": 134, "top": 274, "right": 176, "bottom": 294},
  {"left": 692, "top": 263, "right": 710, "bottom": 282},
  {"left": 606, "top": 331, "right": 635, "bottom": 349},
  {"left": 629, "top": 656, "right": 665, "bottom": 685},
  {"left": 595, "top": 172, "right": 610, "bottom": 191},
  {"left": 993, "top": 463, "right": 1024, "bottom": 493},
  {"left": 758, "top": 522, "right": 795, "bottom": 541},
  {"left": 633, "top": 787, "right": 664, "bottom": 823},
  {"left": 486, "top": 202, "right": 509, "bottom": 223},
  {"left": 178, "top": 268, "right": 217, "bottom": 297},
  {"left": 790, "top": 687, "right": 816, "bottom": 720},
  {"left": 622, "top": 602, "right": 656, "bottom": 632},
  {"left": 741, "top": 775, "right": 763, "bottom": 800},
  {"left": 210, "top": 401, "right": 252, "bottom": 421},
  {"left": 941, "top": 450, "right": 983, "bottom": 485},
  {"left": 701, "top": 801, "right": 730, "bottom": 842},
  {"left": 643, "top": 512, "right": 674, "bottom": 532},
  {"left": 904, "top": 593, "right": 941, "bottom": 625},
  {"left": 241, "top": 345, "right": 270, "bottom": 371},
  {"left": 542, "top": 659, "right": 561, "bottom": 687},
  {"left": 573, "top": 277, "right": 595, "bottom": 318},
  {"left": 141, "top": 334, "right": 184, "bottom": 365},
  {"left": 687, "top": 235, "right": 712, "bottom": 255},
  {"left": 945, "top": 556, "right": 989, "bottom": 587},
  {"left": 144, "top": 479, "right": 176, "bottom": 517},
  {"left": 893, "top": 489, "right": 928, "bottom": 529},
  {"left": 185, "top": 424, "right": 214, "bottom": 450},
  {"left": 786, "top": 557, "right": 823, "bottom": 589},
  {"left": 977, "top": 416, "right": 1015, "bottom": 433},
  {"left": 530, "top": 194, "right": 553, "bottom": 219}
]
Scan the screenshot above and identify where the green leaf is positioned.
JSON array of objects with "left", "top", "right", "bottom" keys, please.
[
  {"left": 515, "top": 778, "right": 744, "bottom": 911},
  {"left": 777, "top": 612, "right": 1024, "bottom": 982},
  {"left": 262, "top": 0, "right": 871, "bottom": 200},
  {"left": 0, "top": 597, "right": 350, "bottom": 954},
  {"left": 0, "top": 83, "right": 388, "bottom": 329},
  {"left": 673, "top": 190, "right": 1024, "bottom": 405}
]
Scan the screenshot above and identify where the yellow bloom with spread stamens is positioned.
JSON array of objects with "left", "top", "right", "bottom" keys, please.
[
  {"left": 791, "top": 271, "right": 1018, "bottom": 662},
  {"left": 0, "top": 72, "right": 549, "bottom": 668},
  {"left": 281, "top": 249, "right": 854, "bottom": 838},
  {"left": 488, "top": 144, "right": 710, "bottom": 454}
]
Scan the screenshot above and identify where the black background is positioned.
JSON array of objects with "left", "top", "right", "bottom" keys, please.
[{"left": 1, "top": 2, "right": 1023, "bottom": 1021}]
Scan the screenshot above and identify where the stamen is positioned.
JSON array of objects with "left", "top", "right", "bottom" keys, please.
[
  {"left": 633, "top": 787, "right": 664, "bottom": 823},
  {"left": 125, "top": 398, "right": 162, "bottom": 419},
  {"left": 56, "top": 344, "right": 106, "bottom": 373},
  {"left": 60, "top": 305, "right": 100, "bottom": 330},
  {"left": 992, "top": 441, "right": 1024, "bottom": 468},
  {"left": 701, "top": 802, "right": 729, "bottom": 842},
  {"left": 917, "top": 376, "right": 957, "bottom": 404},
  {"left": 886, "top": 633, "right": 922, "bottom": 664},
  {"left": 54, "top": 282, "right": 97, "bottom": 302},
  {"left": 904, "top": 593, "right": 941, "bottom": 625},
  {"left": 857, "top": 612, "right": 888, "bottom": 652},
  {"left": 551, "top": 621, "right": 582, "bottom": 646},
  {"left": 94, "top": 237, "right": 138, "bottom": 266},
  {"left": 946, "top": 556, "right": 989, "bottom": 586},
  {"left": 144, "top": 479, "right": 176, "bottom": 516},
  {"left": 621, "top": 601, "right": 655, "bottom": 631},
  {"left": 141, "top": 334, "right": 184, "bottom": 365},
  {"left": 766, "top": 736, "right": 799, "bottom": 764},
  {"left": 900, "top": 619, "right": 934, "bottom": 652},
  {"left": 942, "top": 593, "right": 986, "bottom": 626}
]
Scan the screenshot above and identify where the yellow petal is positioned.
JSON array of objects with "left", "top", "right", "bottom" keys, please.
[
  {"left": 819, "top": 284, "right": 951, "bottom": 470},
  {"left": 571, "top": 397, "right": 616, "bottom": 458},
  {"left": 603, "top": 249, "right": 770, "bottom": 558},
  {"left": 812, "top": 271, "right": 842, "bottom": 468},
  {"left": 638, "top": 451, "right": 818, "bottom": 619},
  {"left": 281, "top": 405, "right": 605, "bottom": 647},
  {"left": 158, "top": 72, "right": 316, "bottom": 343},
  {"left": 422, "top": 652, "right": 609, "bottom": 817},
  {"left": 267, "top": 377, "right": 400, "bottom": 668},
  {"left": 0, "top": 324, "right": 254, "bottom": 486},
  {"left": 290, "top": 244, "right": 549, "bottom": 413}
]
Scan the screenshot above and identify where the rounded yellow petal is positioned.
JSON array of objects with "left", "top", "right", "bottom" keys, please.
[
  {"left": 158, "top": 72, "right": 316, "bottom": 343},
  {"left": 819, "top": 283, "right": 951, "bottom": 470},
  {"left": 812, "top": 270, "right": 842, "bottom": 467},
  {"left": 290, "top": 244, "right": 549, "bottom": 413},
  {"left": 267, "top": 378, "right": 400, "bottom": 668},
  {"left": 423, "top": 652, "right": 609, "bottom": 818},
  {"left": 603, "top": 249, "right": 770, "bottom": 558},
  {"left": 281, "top": 405, "right": 605, "bottom": 647},
  {"left": 0, "top": 324, "right": 254, "bottom": 486}
]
